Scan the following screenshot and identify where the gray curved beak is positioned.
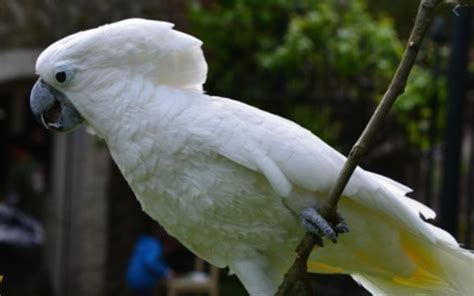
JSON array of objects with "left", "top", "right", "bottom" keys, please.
[{"left": 30, "top": 79, "right": 83, "bottom": 132}]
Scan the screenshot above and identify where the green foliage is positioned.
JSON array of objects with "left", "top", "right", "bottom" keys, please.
[
  {"left": 395, "top": 65, "right": 446, "bottom": 150},
  {"left": 257, "top": 1, "right": 402, "bottom": 86},
  {"left": 188, "top": 0, "right": 438, "bottom": 148}
]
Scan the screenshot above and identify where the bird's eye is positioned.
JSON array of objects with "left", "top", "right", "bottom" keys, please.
[{"left": 55, "top": 71, "right": 67, "bottom": 83}]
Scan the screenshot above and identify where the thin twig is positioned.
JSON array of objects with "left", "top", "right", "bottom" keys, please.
[{"left": 275, "top": 0, "right": 472, "bottom": 294}]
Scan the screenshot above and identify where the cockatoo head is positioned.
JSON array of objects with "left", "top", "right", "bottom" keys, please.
[{"left": 30, "top": 18, "right": 207, "bottom": 132}]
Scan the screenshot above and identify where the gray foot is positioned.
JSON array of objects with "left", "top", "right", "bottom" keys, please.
[{"left": 300, "top": 207, "right": 349, "bottom": 246}]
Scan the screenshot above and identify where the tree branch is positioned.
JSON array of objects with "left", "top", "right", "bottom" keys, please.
[{"left": 275, "top": 0, "right": 473, "bottom": 294}]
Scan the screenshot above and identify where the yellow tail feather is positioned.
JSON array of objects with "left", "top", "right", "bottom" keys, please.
[{"left": 307, "top": 261, "right": 345, "bottom": 274}]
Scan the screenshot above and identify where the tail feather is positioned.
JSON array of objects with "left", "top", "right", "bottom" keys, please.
[
  {"left": 353, "top": 173, "right": 474, "bottom": 295},
  {"left": 351, "top": 228, "right": 474, "bottom": 295},
  {"left": 306, "top": 173, "right": 473, "bottom": 295}
]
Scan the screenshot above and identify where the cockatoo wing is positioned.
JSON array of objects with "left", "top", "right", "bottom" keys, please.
[
  {"left": 194, "top": 96, "right": 474, "bottom": 295},
  {"left": 196, "top": 96, "right": 436, "bottom": 240}
]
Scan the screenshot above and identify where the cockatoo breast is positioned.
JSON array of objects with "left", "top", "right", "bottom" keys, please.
[{"left": 100, "top": 84, "right": 302, "bottom": 266}]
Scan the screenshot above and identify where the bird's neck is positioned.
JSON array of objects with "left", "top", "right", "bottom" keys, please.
[{"left": 73, "top": 72, "right": 205, "bottom": 154}]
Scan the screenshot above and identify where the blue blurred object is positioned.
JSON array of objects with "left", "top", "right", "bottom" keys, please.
[{"left": 126, "top": 234, "right": 171, "bottom": 295}]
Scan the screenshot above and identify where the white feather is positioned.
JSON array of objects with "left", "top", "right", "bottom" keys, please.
[{"left": 36, "top": 18, "right": 207, "bottom": 91}]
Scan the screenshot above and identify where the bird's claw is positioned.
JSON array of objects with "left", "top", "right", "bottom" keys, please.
[
  {"left": 300, "top": 207, "right": 349, "bottom": 246},
  {"left": 334, "top": 218, "right": 350, "bottom": 234}
]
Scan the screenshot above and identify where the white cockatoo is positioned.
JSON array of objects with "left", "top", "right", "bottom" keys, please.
[{"left": 30, "top": 19, "right": 473, "bottom": 295}]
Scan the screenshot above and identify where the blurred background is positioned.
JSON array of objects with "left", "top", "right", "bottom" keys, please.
[{"left": 0, "top": 0, "right": 472, "bottom": 295}]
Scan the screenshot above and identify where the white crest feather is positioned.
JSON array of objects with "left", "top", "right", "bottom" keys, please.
[{"left": 36, "top": 18, "right": 208, "bottom": 90}]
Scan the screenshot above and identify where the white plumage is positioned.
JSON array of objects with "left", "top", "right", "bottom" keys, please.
[{"left": 35, "top": 19, "right": 474, "bottom": 295}]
